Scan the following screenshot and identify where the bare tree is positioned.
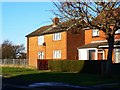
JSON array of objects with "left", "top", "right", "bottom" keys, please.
[
  {"left": 2, "top": 40, "right": 14, "bottom": 59},
  {"left": 13, "top": 44, "right": 25, "bottom": 59},
  {"left": 52, "top": 0, "right": 120, "bottom": 77},
  {"left": 2, "top": 40, "right": 25, "bottom": 59}
]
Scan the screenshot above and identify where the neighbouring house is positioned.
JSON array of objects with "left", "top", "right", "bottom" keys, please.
[
  {"left": 78, "top": 8, "right": 120, "bottom": 63},
  {"left": 78, "top": 28, "right": 120, "bottom": 63},
  {"left": 26, "top": 17, "right": 85, "bottom": 68}
]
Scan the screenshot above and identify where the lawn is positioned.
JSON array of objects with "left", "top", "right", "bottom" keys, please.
[
  {"left": 2, "top": 66, "right": 120, "bottom": 87},
  {"left": 2, "top": 66, "right": 47, "bottom": 77}
]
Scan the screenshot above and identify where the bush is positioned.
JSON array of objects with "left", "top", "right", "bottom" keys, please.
[
  {"left": 112, "top": 63, "right": 120, "bottom": 75},
  {"left": 80, "top": 60, "right": 106, "bottom": 74},
  {"left": 48, "top": 60, "right": 107, "bottom": 75},
  {"left": 48, "top": 60, "right": 85, "bottom": 72}
]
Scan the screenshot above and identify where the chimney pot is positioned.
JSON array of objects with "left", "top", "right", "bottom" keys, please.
[{"left": 53, "top": 17, "right": 59, "bottom": 27}]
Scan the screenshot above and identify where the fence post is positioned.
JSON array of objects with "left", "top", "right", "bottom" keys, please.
[
  {"left": 13, "top": 59, "right": 15, "bottom": 65},
  {"left": 4, "top": 59, "right": 6, "bottom": 65}
]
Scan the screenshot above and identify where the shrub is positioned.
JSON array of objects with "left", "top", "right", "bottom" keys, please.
[
  {"left": 48, "top": 60, "right": 85, "bottom": 72},
  {"left": 48, "top": 60, "right": 107, "bottom": 75},
  {"left": 80, "top": 60, "right": 106, "bottom": 74}
]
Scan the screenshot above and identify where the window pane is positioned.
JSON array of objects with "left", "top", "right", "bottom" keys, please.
[
  {"left": 38, "top": 52, "right": 44, "bottom": 59},
  {"left": 115, "top": 49, "right": 120, "bottom": 63},
  {"left": 92, "top": 29, "right": 99, "bottom": 36},
  {"left": 38, "top": 36, "right": 44, "bottom": 45},
  {"left": 53, "top": 33, "right": 61, "bottom": 40},
  {"left": 53, "top": 50, "right": 61, "bottom": 59},
  {"left": 89, "top": 50, "right": 95, "bottom": 60}
]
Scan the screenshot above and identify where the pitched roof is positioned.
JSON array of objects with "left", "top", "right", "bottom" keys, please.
[
  {"left": 26, "top": 18, "right": 88, "bottom": 37},
  {"left": 78, "top": 41, "right": 120, "bottom": 49},
  {"left": 26, "top": 25, "right": 67, "bottom": 37}
]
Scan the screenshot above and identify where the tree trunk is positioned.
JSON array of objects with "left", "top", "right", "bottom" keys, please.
[{"left": 105, "top": 36, "right": 114, "bottom": 78}]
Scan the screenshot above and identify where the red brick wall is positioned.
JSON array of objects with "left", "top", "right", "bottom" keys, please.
[
  {"left": 85, "top": 29, "right": 106, "bottom": 44},
  {"left": 45, "top": 32, "right": 67, "bottom": 59},
  {"left": 85, "top": 29, "right": 120, "bottom": 44},
  {"left": 67, "top": 30, "right": 85, "bottom": 60},
  {"left": 27, "top": 36, "right": 38, "bottom": 68},
  {"left": 27, "top": 32, "right": 67, "bottom": 67}
]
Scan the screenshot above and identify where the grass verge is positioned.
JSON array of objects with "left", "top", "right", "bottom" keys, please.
[{"left": 2, "top": 66, "right": 120, "bottom": 87}]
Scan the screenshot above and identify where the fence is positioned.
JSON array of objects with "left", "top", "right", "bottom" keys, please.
[
  {"left": 0, "top": 59, "right": 28, "bottom": 67},
  {"left": 37, "top": 59, "right": 48, "bottom": 70}
]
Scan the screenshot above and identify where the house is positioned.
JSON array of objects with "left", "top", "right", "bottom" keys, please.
[
  {"left": 78, "top": 28, "right": 120, "bottom": 63},
  {"left": 26, "top": 17, "right": 85, "bottom": 68},
  {"left": 78, "top": 7, "right": 120, "bottom": 63}
]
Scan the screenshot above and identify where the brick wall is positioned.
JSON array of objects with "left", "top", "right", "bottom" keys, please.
[
  {"left": 85, "top": 29, "right": 106, "bottom": 44},
  {"left": 67, "top": 30, "right": 85, "bottom": 60},
  {"left": 85, "top": 29, "right": 120, "bottom": 44},
  {"left": 45, "top": 31, "right": 67, "bottom": 59},
  {"left": 27, "top": 36, "right": 38, "bottom": 68},
  {"left": 27, "top": 32, "right": 67, "bottom": 67}
]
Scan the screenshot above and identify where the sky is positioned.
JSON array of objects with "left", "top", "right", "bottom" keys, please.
[{"left": 1, "top": 1, "right": 57, "bottom": 50}]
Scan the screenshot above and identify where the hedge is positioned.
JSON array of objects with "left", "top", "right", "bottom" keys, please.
[
  {"left": 37, "top": 60, "right": 120, "bottom": 75},
  {"left": 47, "top": 60, "right": 108, "bottom": 75},
  {"left": 112, "top": 63, "right": 120, "bottom": 75},
  {"left": 48, "top": 60, "right": 85, "bottom": 72}
]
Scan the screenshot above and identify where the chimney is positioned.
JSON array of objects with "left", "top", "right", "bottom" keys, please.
[{"left": 52, "top": 17, "right": 59, "bottom": 27}]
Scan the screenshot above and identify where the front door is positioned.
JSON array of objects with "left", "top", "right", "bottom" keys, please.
[
  {"left": 98, "top": 53, "right": 103, "bottom": 60},
  {"left": 98, "top": 50, "right": 104, "bottom": 60}
]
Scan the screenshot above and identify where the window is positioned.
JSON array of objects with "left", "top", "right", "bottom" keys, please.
[
  {"left": 114, "top": 49, "right": 120, "bottom": 63},
  {"left": 38, "top": 36, "right": 44, "bottom": 45},
  {"left": 92, "top": 29, "right": 99, "bottom": 37},
  {"left": 88, "top": 50, "right": 95, "bottom": 60},
  {"left": 38, "top": 52, "right": 44, "bottom": 59},
  {"left": 115, "top": 29, "right": 120, "bottom": 34},
  {"left": 53, "top": 50, "right": 61, "bottom": 59},
  {"left": 53, "top": 33, "right": 61, "bottom": 41}
]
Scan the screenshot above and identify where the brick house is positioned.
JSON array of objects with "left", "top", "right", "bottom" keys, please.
[
  {"left": 26, "top": 17, "right": 85, "bottom": 68},
  {"left": 78, "top": 28, "right": 120, "bottom": 63},
  {"left": 78, "top": 7, "right": 120, "bottom": 63}
]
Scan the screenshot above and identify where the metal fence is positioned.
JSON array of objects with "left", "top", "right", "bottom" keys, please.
[{"left": 0, "top": 59, "right": 28, "bottom": 67}]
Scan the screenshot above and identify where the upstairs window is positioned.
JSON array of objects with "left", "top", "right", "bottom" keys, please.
[
  {"left": 53, "top": 50, "right": 61, "bottom": 59},
  {"left": 38, "top": 36, "right": 44, "bottom": 45},
  {"left": 53, "top": 33, "right": 61, "bottom": 41},
  {"left": 92, "top": 29, "right": 99, "bottom": 37},
  {"left": 115, "top": 29, "right": 120, "bottom": 34}
]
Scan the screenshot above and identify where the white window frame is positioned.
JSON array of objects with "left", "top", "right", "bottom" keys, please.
[
  {"left": 114, "top": 49, "right": 120, "bottom": 63},
  {"left": 38, "top": 35, "right": 44, "bottom": 45},
  {"left": 38, "top": 51, "right": 44, "bottom": 59},
  {"left": 115, "top": 29, "right": 120, "bottom": 34},
  {"left": 53, "top": 50, "right": 61, "bottom": 59},
  {"left": 92, "top": 29, "right": 99, "bottom": 37},
  {"left": 53, "top": 33, "right": 61, "bottom": 41}
]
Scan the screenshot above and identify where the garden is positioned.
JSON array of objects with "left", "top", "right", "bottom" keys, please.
[{"left": 1, "top": 61, "right": 120, "bottom": 90}]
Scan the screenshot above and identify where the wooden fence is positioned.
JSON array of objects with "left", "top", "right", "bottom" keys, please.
[
  {"left": 0, "top": 59, "right": 28, "bottom": 67},
  {"left": 37, "top": 59, "right": 48, "bottom": 70}
]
